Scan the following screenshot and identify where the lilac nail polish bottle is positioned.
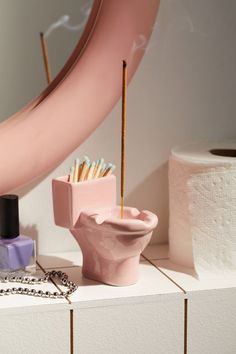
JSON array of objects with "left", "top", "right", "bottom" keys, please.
[{"left": 0, "top": 195, "right": 35, "bottom": 272}]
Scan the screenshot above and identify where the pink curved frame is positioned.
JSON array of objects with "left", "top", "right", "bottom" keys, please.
[{"left": 0, "top": 0, "right": 159, "bottom": 194}]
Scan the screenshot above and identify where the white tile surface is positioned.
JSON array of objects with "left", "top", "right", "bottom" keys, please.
[
  {"left": 187, "top": 289, "right": 236, "bottom": 354},
  {"left": 153, "top": 258, "right": 236, "bottom": 353},
  {"left": 51, "top": 262, "right": 183, "bottom": 309},
  {"left": 0, "top": 310, "right": 70, "bottom": 354},
  {"left": 0, "top": 252, "right": 184, "bottom": 354},
  {"left": 0, "top": 268, "right": 68, "bottom": 315},
  {"left": 74, "top": 298, "right": 184, "bottom": 354},
  {"left": 154, "top": 259, "right": 236, "bottom": 294},
  {"left": 142, "top": 243, "right": 169, "bottom": 260}
]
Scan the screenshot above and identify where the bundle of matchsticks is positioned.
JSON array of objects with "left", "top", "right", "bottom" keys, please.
[{"left": 68, "top": 157, "right": 116, "bottom": 183}]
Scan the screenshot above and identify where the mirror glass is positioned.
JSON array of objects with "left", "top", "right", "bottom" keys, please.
[{"left": 0, "top": 0, "right": 93, "bottom": 122}]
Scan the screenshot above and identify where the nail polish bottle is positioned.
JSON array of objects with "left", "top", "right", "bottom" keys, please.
[{"left": 0, "top": 195, "right": 36, "bottom": 273}]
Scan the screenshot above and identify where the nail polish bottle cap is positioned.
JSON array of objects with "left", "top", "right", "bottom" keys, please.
[{"left": 0, "top": 194, "right": 19, "bottom": 239}]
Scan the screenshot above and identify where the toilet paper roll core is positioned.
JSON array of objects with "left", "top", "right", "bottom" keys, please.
[{"left": 209, "top": 148, "right": 236, "bottom": 157}]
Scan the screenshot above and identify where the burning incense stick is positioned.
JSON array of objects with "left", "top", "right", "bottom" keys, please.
[
  {"left": 40, "top": 32, "right": 52, "bottom": 84},
  {"left": 121, "top": 60, "right": 127, "bottom": 219}
]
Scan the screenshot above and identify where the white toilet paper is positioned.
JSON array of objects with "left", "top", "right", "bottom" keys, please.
[{"left": 169, "top": 141, "right": 236, "bottom": 277}]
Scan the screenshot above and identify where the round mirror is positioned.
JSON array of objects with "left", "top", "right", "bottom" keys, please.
[
  {"left": 0, "top": 0, "right": 93, "bottom": 122},
  {"left": 0, "top": 0, "right": 160, "bottom": 194}
]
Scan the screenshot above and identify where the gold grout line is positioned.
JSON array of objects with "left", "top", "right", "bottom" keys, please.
[
  {"left": 141, "top": 254, "right": 187, "bottom": 294},
  {"left": 36, "top": 260, "right": 72, "bottom": 304},
  {"left": 141, "top": 254, "right": 189, "bottom": 354},
  {"left": 66, "top": 296, "right": 72, "bottom": 305},
  {"left": 36, "top": 260, "right": 47, "bottom": 273},
  {"left": 70, "top": 309, "right": 74, "bottom": 354},
  {"left": 142, "top": 254, "right": 188, "bottom": 354},
  {"left": 39, "top": 265, "right": 77, "bottom": 270},
  {"left": 37, "top": 260, "right": 74, "bottom": 352},
  {"left": 184, "top": 299, "right": 188, "bottom": 354}
]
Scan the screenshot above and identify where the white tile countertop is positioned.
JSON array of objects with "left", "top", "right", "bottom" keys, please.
[
  {"left": 37, "top": 246, "right": 185, "bottom": 354},
  {"left": 38, "top": 249, "right": 183, "bottom": 309},
  {"left": 37, "top": 243, "right": 236, "bottom": 301},
  {"left": 145, "top": 245, "right": 236, "bottom": 295},
  {"left": 0, "top": 267, "right": 68, "bottom": 315},
  {"left": 154, "top": 259, "right": 236, "bottom": 297},
  {"left": 0, "top": 245, "right": 183, "bottom": 316},
  {"left": 1, "top": 244, "right": 236, "bottom": 354},
  {"left": 2, "top": 242, "right": 236, "bottom": 311},
  {"left": 38, "top": 246, "right": 186, "bottom": 353},
  {"left": 44, "top": 262, "right": 183, "bottom": 308}
]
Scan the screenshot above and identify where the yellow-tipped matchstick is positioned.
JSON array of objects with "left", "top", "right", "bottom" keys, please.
[
  {"left": 121, "top": 60, "right": 127, "bottom": 219},
  {"left": 103, "top": 164, "right": 116, "bottom": 177},
  {"left": 87, "top": 161, "right": 96, "bottom": 180},
  {"left": 73, "top": 158, "right": 80, "bottom": 182},
  {"left": 40, "top": 32, "right": 52, "bottom": 84},
  {"left": 99, "top": 163, "right": 107, "bottom": 178},
  {"left": 68, "top": 166, "right": 74, "bottom": 183},
  {"left": 94, "top": 158, "right": 104, "bottom": 179},
  {"left": 79, "top": 157, "right": 90, "bottom": 181}
]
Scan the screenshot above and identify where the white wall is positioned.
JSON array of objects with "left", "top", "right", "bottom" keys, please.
[{"left": 2, "top": 0, "right": 236, "bottom": 254}]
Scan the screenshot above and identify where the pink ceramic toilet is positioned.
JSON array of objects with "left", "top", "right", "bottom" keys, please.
[
  {"left": 72, "top": 206, "right": 157, "bottom": 286},
  {"left": 52, "top": 175, "right": 158, "bottom": 286}
]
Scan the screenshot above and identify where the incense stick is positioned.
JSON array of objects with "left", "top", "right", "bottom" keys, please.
[
  {"left": 121, "top": 60, "right": 127, "bottom": 219},
  {"left": 40, "top": 32, "right": 52, "bottom": 84}
]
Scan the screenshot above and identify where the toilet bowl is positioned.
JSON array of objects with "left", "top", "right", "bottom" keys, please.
[
  {"left": 52, "top": 175, "right": 158, "bottom": 286},
  {"left": 71, "top": 206, "right": 158, "bottom": 286}
]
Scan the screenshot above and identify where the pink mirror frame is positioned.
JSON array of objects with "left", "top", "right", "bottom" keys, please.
[{"left": 0, "top": 0, "right": 160, "bottom": 194}]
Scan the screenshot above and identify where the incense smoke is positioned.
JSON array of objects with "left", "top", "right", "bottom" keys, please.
[
  {"left": 129, "top": 0, "right": 199, "bottom": 62},
  {"left": 131, "top": 34, "right": 147, "bottom": 55},
  {"left": 44, "top": 2, "right": 92, "bottom": 38}
]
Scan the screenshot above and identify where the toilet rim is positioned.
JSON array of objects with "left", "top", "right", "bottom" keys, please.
[{"left": 78, "top": 206, "right": 158, "bottom": 234}]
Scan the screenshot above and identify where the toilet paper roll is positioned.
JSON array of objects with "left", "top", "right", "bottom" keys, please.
[{"left": 169, "top": 141, "right": 236, "bottom": 277}]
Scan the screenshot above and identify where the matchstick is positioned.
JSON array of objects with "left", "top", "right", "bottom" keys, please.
[
  {"left": 79, "top": 157, "right": 90, "bottom": 181},
  {"left": 94, "top": 158, "right": 104, "bottom": 179},
  {"left": 87, "top": 161, "right": 96, "bottom": 180},
  {"left": 103, "top": 164, "right": 116, "bottom": 177},
  {"left": 73, "top": 158, "right": 80, "bottom": 182},
  {"left": 68, "top": 166, "right": 74, "bottom": 183},
  {"left": 99, "top": 163, "right": 107, "bottom": 178}
]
